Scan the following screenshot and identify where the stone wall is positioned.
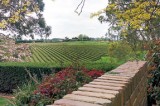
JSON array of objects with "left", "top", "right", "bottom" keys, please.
[{"left": 50, "top": 61, "right": 147, "bottom": 106}]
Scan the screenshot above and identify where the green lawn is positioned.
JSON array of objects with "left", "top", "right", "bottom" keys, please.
[{"left": 0, "top": 97, "right": 8, "bottom": 106}]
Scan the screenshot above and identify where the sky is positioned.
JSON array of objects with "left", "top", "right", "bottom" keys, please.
[{"left": 43, "top": 0, "right": 109, "bottom": 39}]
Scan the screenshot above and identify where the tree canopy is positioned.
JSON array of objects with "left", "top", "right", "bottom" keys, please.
[
  {"left": 91, "top": 0, "right": 160, "bottom": 43},
  {"left": 0, "top": 0, "right": 51, "bottom": 39}
]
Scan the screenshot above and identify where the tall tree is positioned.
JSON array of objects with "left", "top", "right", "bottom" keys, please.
[
  {"left": 0, "top": 0, "right": 51, "bottom": 39},
  {"left": 92, "top": 0, "right": 160, "bottom": 43}
]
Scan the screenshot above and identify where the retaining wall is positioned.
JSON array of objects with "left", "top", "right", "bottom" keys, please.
[{"left": 50, "top": 61, "right": 147, "bottom": 106}]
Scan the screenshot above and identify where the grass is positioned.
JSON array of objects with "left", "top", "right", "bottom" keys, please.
[{"left": 0, "top": 97, "right": 8, "bottom": 106}]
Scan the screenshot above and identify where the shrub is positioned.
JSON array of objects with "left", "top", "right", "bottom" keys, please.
[
  {"left": 87, "top": 69, "right": 105, "bottom": 79},
  {"left": 107, "top": 41, "right": 132, "bottom": 61},
  {"left": 107, "top": 41, "right": 145, "bottom": 61},
  {"left": 147, "top": 40, "right": 160, "bottom": 106},
  {"left": 0, "top": 63, "right": 62, "bottom": 93},
  {"left": 14, "top": 67, "right": 104, "bottom": 106},
  {"left": 7, "top": 81, "right": 37, "bottom": 106}
]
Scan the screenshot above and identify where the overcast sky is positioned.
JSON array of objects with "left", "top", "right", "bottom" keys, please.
[{"left": 43, "top": 0, "right": 109, "bottom": 39}]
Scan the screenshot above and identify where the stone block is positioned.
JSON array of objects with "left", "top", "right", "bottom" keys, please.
[
  {"left": 94, "top": 79, "right": 128, "bottom": 84},
  {"left": 84, "top": 84, "right": 123, "bottom": 91},
  {"left": 90, "top": 81, "right": 125, "bottom": 87},
  {"left": 54, "top": 99, "right": 102, "bottom": 106},
  {"left": 72, "top": 91, "right": 115, "bottom": 100},
  {"left": 78, "top": 87, "right": 119, "bottom": 95},
  {"left": 63, "top": 94, "right": 111, "bottom": 106}
]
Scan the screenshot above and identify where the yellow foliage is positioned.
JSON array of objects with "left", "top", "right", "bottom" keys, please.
[
  {"left": 94, "top": 1, "right": 160, "bottom": 31},
  {"left": 0, "top": 0, "right": 40, "bottom": 28},
  {"left": 2, "top": 0, "right": 10, "bottom": 5},
  {"left": 0, "top": 20, "right": 7, "bottom": 28},
  {"left": 90, "top": 9, "right": 105, "bottom": 18}
]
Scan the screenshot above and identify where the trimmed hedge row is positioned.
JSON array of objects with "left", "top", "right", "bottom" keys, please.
[
  {"left": 0, "top": 62, "right": 62, "bottom": 93},
  {"left": 0, "top": 60, "right": 120, "bottom": 93}
]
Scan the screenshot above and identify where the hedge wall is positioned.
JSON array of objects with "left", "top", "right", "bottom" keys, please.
[
  {"left": 0, "top": 61, "right": 120, "bottom": 93},
  {"left": 0, "top": 62, "right": 62, "bottom": 93}
]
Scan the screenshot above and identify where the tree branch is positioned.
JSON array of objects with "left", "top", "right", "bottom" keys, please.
[{"left": 75, "top": 0, "right": 86, "bottom": 15}]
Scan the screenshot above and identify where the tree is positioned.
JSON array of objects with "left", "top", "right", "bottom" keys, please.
[
  {"left": 92, "top": 0, "right": 160, "bottom": 43},
  {"left": 64, "top": 36, "right": 70, "bottom": 42},
  {"left": 78, "top": 34, "right": 90, "bottom": 41},
  {"left": 0, "top": 0, "right": 51, "bottom": 39}
]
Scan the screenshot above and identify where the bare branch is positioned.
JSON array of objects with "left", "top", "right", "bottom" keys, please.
[
  {"left": 75, "top": 0, "right": 86, "bottom": 15},
  {"left": 25, "top": 68, "right": 40, "bottom": 85}
]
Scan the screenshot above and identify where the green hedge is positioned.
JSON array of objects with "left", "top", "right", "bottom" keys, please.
[
  {"left": 0, "top": 62, "right": 62, "bottom": 93},
  {"left": 0, "top": 60, "right": 121, "bottom": 93}
]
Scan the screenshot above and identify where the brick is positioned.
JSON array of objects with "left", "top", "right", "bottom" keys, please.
[
  {"left": 133, "top": 98, "right": 138, "bottom": 106},
  {"left": 63, "top": 94, "right": 111, "bottom": 105},
  {"left": 106, "top": 73, "right": 135, "bottom": 77},
  {"left": 102, "top": 74, "right": 131, "bottom": 79},
  {"left": 94, "top": 79, "right": 128, "bottom": 84},
  {"left": 72, "top": 91, "right": 115, "bottom": 100},
  {"left": 130, "top": 87, "right": 139, "bottom": 104},
  {"left": 125, "top": 100, "right": 131, "bottom": 106},
  {"left": 84, "top": 84, "right": 123, "bottom": 91},
  {"left": 118, "top": 72, "right": 136, "bottom": 77},
  {"left": 54, "top": 99, "right": 102, "bottom": 106},
  {"left": 78, "top": 87, "right": 119, "bottom": 95},
  {"left": 141, "top": 97, "right": 147, "bottom": 106},
  {"left": 119, "top": 83, "right": 131, "bottom": 103},
  {"left": 111, "top": 93, "right": 122, "bottom": 106},
  {"left": 137, "top": 86, "right": 146, "bottom": 105},
  {"left": 99, "top": 76, "right": 129, "bottom": 82},
  {"left": 90, "top": 81, "right": 125, "bottom": 87}
]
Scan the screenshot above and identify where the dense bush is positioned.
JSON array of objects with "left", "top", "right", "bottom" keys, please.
[
  {"left": 10, "top": 67, "right": 104, "bottom": 106},
  {"left": 85, "top": 56, "right": 123, "bottom": 72},
  {"left": 147, "top": 40, "right": 160, "bottom": 106},
  {"left": 0, "top": 63, "right": 62, "bottom": 93},
  {"left": 107, "top": 41, "right": 145, "bottom": 61},
  {"left": 16, "top": 40, "right": 44, "bottom": 43}
]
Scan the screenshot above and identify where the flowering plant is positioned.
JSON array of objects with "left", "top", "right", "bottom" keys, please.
[
  {"left": 0, "top": 35, "right": 31, "bottom": 62},
  {"left": 29, "top": 67, "right": 104, "bottom": 105}
]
